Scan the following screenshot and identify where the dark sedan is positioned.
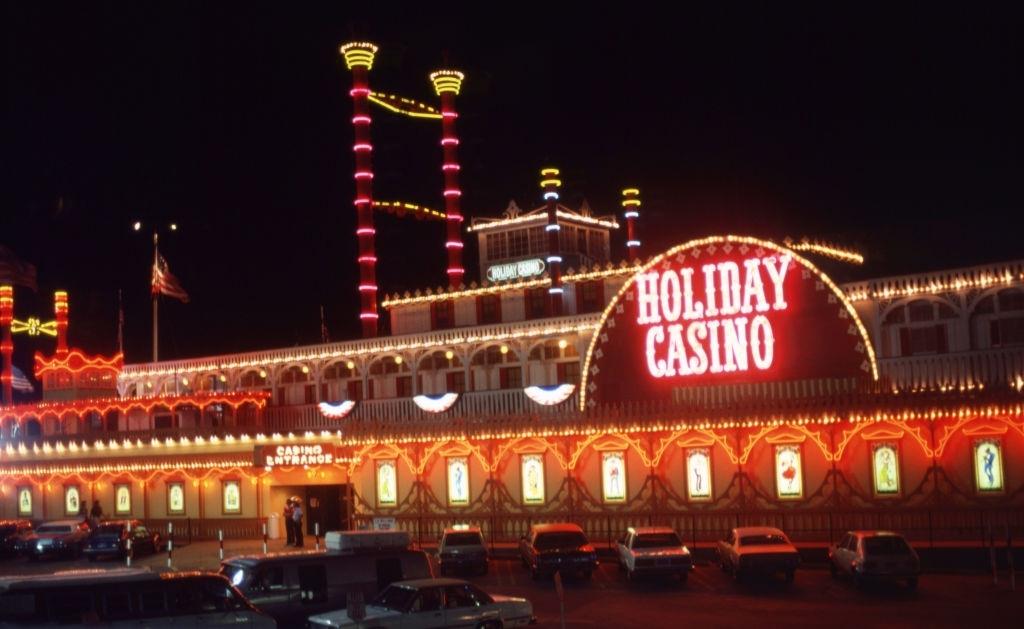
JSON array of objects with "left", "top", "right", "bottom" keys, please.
[
  {"left": 83, "top": 520, "right": 162, "bottom": 560},
  {"left": 519, "top": 523, "right": 598, "bottom": 580},
  {"left": 0, "top": 520, "right": 34, "bottom": 557},
  {"left": 25, "top": 520, "right": 91, "bottom": 560}
]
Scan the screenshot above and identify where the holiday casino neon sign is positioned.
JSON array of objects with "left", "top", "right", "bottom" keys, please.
[
  {"left": 636, "top": 254, "right": 790, "bottom": 378},
  {"left": 580, "top": 236, "right": 877, "bottom": 408}
]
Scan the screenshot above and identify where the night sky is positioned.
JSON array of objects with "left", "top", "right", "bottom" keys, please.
[{"left": 3, "top": 5, "right": 1021, "bottom": 375}]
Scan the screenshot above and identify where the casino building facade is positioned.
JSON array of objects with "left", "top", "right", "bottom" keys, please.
[{"left": 1, "top": 41, "right": 1022, "bottom": 547}]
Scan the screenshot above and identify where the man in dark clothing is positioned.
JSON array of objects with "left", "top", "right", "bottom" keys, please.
[
  {"left": 284, "top": 498, "right": 295, "bottom": 546},
  {"left": 292, "top": 498, "right": 304, "bottom": 548}
]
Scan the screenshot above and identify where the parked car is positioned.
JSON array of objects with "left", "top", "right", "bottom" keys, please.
[
  {"left": 717, "top": 526, "right": 800, "bottom": 582},
  {"left": 83, "top": 520, "right": 162, "bottom": 561},
  {"left": 828, "top": 530, "right": 920, "bottom": 590},
  {"left": 0, "top": 567, "right": 274, "bottom": 627},
  {"left": 25, "top": 519, "right": 91, "bottom": 560},
  {"left": 220, "top": 530, "right": 431, "bottom": 627},
  {"left": 437, "top": 526, "right": 489, "bottom": 576},
  {"left": 519, "top": 523, "right": 597, "bottom": 580},
  {"left": 308, "top": 578, "right": 534, "bottom": 628},
  {"left": 616, "top": 526, "right": 692, "bottom": 582},
  {"left": 0, "top": 520, "right": 34, "bottom": 558}
]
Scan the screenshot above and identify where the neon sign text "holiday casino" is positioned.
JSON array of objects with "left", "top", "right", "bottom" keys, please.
[{"left": 636, "top": 254, "right": 791, "bottom": 378}]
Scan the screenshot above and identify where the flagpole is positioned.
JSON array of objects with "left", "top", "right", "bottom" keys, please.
[
  {"left": 152, "top": 231, "right": 159, "bottom": 362},
  {"left": 117, "top": 289, "right": 124, "bottom": 356}
]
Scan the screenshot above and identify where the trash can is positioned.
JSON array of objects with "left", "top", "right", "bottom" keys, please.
[{"left": 267, "top": 513, "right": 281, "bottom": 540}]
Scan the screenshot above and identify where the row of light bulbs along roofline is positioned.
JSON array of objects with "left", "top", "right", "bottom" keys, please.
[
  {"left": 157, "top": 342, "right": 566, "bottom": 388},
  {"left": 4, "top": 403, "right": 1022, "bottom": 464}
]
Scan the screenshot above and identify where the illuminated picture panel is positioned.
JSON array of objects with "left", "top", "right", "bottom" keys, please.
[
  {"left": 64, "top": 485, "right": 81, "bottom": 517},
  {"left": 447, "top": 457, "right": 470, "bottom": 506},
  {"left": 521, "top": 454, "right": 546, "bottom": 505},
  {"left": 167, "top": 481, "right": 186, "bottom": 515},
  {"left": 222, "top": 480, "right": 241, "bottom": 515},
  {"left": 974, "top": 439, "right": 1005, "bottom": 494},
  {"left": 871, "top": 443, "right": 901, "bottom": 496},
  {"left": 114, "top": 483, "right": 132, "bottom": 515},
  {"left": 376, "top": 459, "right": 398, "bottom": 507},
  {"left": 686, "top": 448, "right": 713, "bottom": 501},
  {"left": 17, "top": 486, "right": 32, "bottom": 517},
  {"left": 601, "top": 451, "right": 627, "bottom": 503},
  {"left": 774, "top": 445, "right": 804, "bottom": 500}
]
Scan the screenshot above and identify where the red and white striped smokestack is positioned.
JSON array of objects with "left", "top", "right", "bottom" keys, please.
[
  {"left": 540, "top": 168, "right": 563, "bottom": 315},
  {"left": 54, "top": 290, "right": 69, "bottom": 356},
  {"left": 341, "top": 41, "right": 380, "bottom": 337},
  {"left": 0, "top": 285, "right": 12, "bottom": 404},
  {"left": 622, "top": 188, "right": 641, "bottom": 260},
  {"left": 429, "top": 69, "right": 466, "bottom": 288}
]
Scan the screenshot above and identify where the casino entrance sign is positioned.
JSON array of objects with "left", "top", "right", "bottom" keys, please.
[{"left": 580, "top": 236, "right": 878, "bottom": 408}]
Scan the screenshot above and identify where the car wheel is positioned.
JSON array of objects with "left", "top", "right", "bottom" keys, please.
[
  {"left": 853, "top": 573, "right": 864, "bottom": 589},
  {"left": 785, "top": 570, "right": 795, "bottom": 584},
  {"left": 678, "top": 570, "right": 689, "bottom": 584},
  {"left": 829, "top": 562, "right": 838, "bottom": 579},
  {"left": 530, "top": 566, "right": 540, "bottom": 581},
  {"left": 906, "top": 577, "right": 918, "bottom": 591},
  {"left": 581, "top": 569, "right": 592, "bottom": 580},
  {"left": 476, "top": 621, "right": 502, "bottom": 629},
  {"left": 478, "top": 563, "right": 488, "bottom": 576}
]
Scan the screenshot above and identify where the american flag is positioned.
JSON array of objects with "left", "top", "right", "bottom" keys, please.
[
  {"left": 11, "top": 365, "right": 34, "bottom": 393},
  {"left": 0, "top": 246, "right": 37, "bottom": 291},
  {"left": 151, "top": 254, "right": 190, "bottom": 302}
]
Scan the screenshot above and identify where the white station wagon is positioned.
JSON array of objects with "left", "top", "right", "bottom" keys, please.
[{"left": 308, "top": 578, "right": 534, "bottom": 628}]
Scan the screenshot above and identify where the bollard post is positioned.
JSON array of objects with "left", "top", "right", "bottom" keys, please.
[
  {"left": 262, "top": 522, "right": 268, "bottom": 554},
  {"left": 126, "top": 521, "right": 133, "bottom": 567},
  {"left": 219, "top": 529, "right": 224, "bottom": 561},
  {"left": 315, "top": 522, "right": 320, "bottom": 551},
  {"left": 167, "top": 521, "right": 174, "bottom": 569}
]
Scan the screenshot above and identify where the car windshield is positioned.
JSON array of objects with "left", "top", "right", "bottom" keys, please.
[
  {"left": 633, "top": 533, "right": 682, "bottom": 548},
  {"left": 36, "top": 525, "right": 72, "bottom": 534},
  {"left": 371, "top": 585, "right": 418, "bottom": 612},
  {"left": 739, "top": 534, "right": 788, "bottom": 546},
  {"left": 864, "top": 536, "right": 911, "bottom": 556},
  {"left": 535, "top": 532, "right": 587, "bottom": 550},
  {"left": 445, "top": 532, "right": 483, "bottom": 546}
]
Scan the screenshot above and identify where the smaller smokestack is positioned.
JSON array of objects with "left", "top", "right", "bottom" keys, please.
[
  {"left": 430, "top": 69, "right": 467, "bottom": 288},
  {"left": 541, "top": 168, "right": 563, "bottom": 315},
  {"left": 54, "top": 290, "right": 69, "bottom": 355},
  {"left": 622, "top": 188, "right": 641, "bottom": 260}
]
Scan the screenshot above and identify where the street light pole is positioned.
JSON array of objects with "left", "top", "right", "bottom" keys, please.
[{"left": 152, "top": 231, "right": 159, "bottom": 362}]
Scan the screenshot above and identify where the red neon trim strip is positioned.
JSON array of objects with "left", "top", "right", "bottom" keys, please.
[
  {"left": 349, "top": 88, "right": 370, "bottom": 97},
  {"left": 354, "top": 198, "right": 372, "bottom": 205},
  {"left": 443, "top": 189, "right": 462, "bottom": 197},
  {"left": 354, "top": 172, "right": 374, "bottom": 179},
  {"left": 445, "top": 241, "right": 465, "bottom": 249},
  {"left": 446, "top": 267, "right": 466, "bottom": 275},
  {"left": 359, "top": 312, "right": 379, "bottom": 319},
  {"left": 353, "top": 143, "right": 373, "bottom": 151},
  {"left": 357, "top": 256, "right": 378, "bottom": 262},
  {"left": 358, "top": 285, "right": 378, "bottom": 291},
  {"left": 441, "top": 138, "right": 460, "bottom": 146},
  {"left": 442, "top": 111, "right": 458, "bottom": 119},
  {"left": 442, "top": 164, "right": 461, "bottom": 171},
  {"left": 351, "top": 115, "right": 372, "bottom": 124},
  {"left": 356, "top": 228, "right": 376, "bottom": 235}
]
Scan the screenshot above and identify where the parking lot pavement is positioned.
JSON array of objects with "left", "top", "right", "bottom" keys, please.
[{"left": 3, "top": 542, "right": 1021, "bottom": 627}]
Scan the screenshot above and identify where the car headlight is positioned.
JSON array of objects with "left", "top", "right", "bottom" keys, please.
[{"left": 36, "top": 542, "right": 43, "bottom": 551}]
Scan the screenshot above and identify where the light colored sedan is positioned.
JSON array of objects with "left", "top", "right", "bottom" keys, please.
[
  {"left": 717, "top": 526, "right": 800, "bottom": 582},
  {"left": 828, "top": 530, "right": 920, "bottom": 590},
  {"left": 308, "top": 578, "right": 534, "bottom": 628},
  {"left": 616, "top": 526, "right": 692, "bottom": 582}
]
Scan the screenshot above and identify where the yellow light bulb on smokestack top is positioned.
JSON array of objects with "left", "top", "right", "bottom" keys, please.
[
  {"left": 430, "top": 70, "right": 465, "bottom": 95},
  {"left": 340, "top": 41, "right": 379, "bottom": 70}
]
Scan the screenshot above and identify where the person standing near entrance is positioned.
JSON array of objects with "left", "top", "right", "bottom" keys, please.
[
  {"left": 284, "top": 498, "right": 295, "bottom": 546},
  {"left": 292, "top": 497, "right": 304, "bottom": 548}
]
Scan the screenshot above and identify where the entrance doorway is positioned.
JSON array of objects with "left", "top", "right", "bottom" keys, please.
[{"left": 304, "top": 484, "right": 351, "bottom": 535}]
